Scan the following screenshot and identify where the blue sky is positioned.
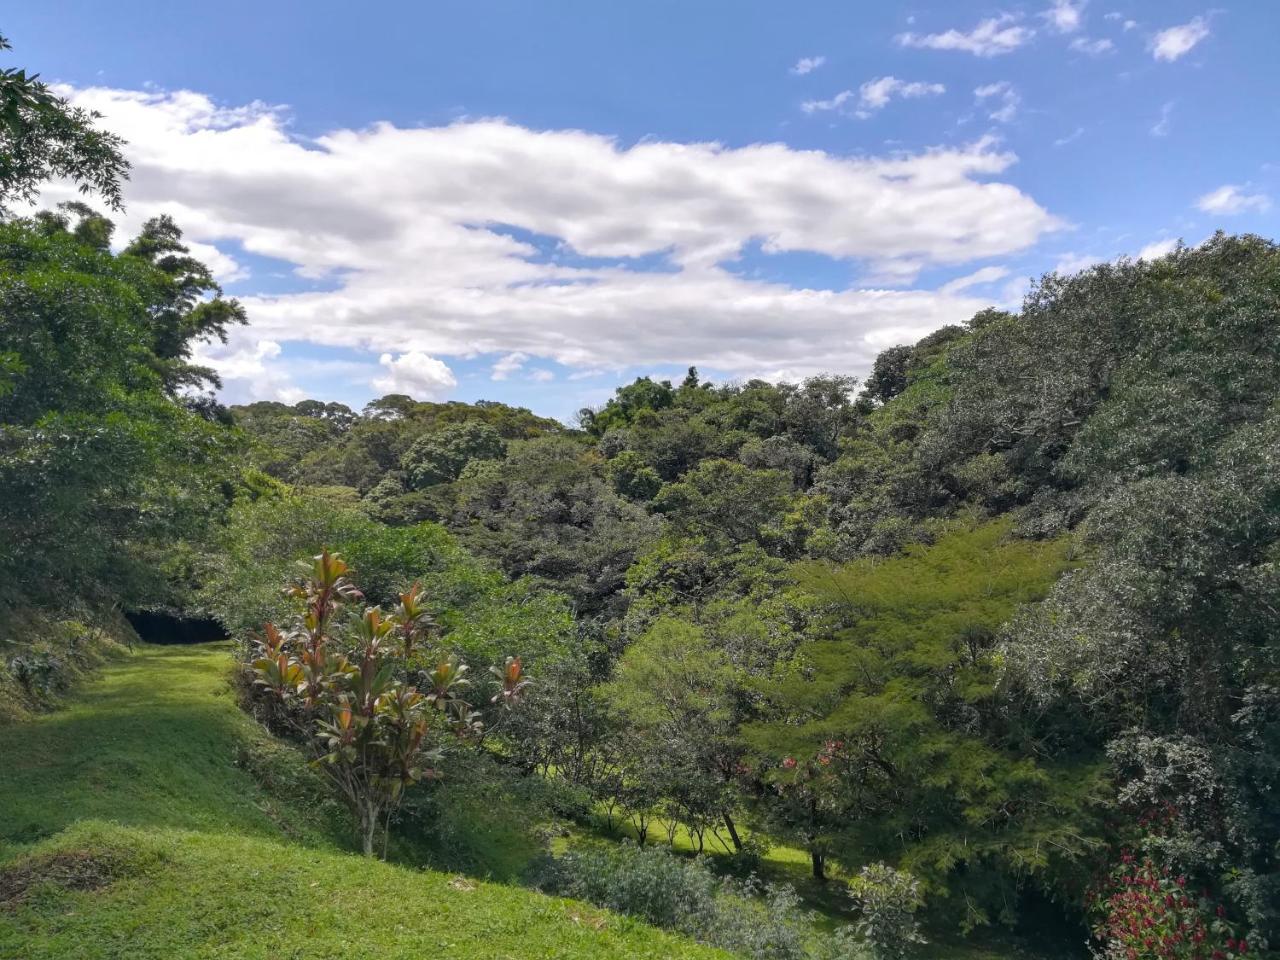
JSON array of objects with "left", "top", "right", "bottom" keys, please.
[{"left": 7, "top": 1, "right": 1279, "bottom": 421}]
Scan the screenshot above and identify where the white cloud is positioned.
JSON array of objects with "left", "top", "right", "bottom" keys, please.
[
  {"left": 800, "top": 90, "right": 855, "bottom": 115},
  {"left": 490, "top": 351, "right": 528, "bottom": 380},
  {"left": 529, "top": 368, "right": 555, "bottom": 382},
  {"left": 1136, "top": 238, "right": 1178, "bottom": 260},
  {"left": 373, "top": 352, "right": 457, "bottom": 399},
  {"left": 897, "top": 14, "right": 1034, "bottom": 57},
  {"left": 1151, "top": 16, "right": 1210, "bottom": 61},
  {"left": 1070, "top": 36, "right": 1115, "bottom": 54},
  {"left": 191, "top": 337, "right": 301, "bottom": 402},
  {"left": 1054, "top": 126, "right": 1085, "bottom": 146},
  {"left": 1195, "top": 184, "right": 1271, "bottom": 216},
  {"left": 1043, "top": 0, "right": 1086, "bottom": 33},
  {"left": 1055, "top": 252, "right": 1104, "bottom": 274},
  {"left": 1151, "top": 101, "right": 1174, "bottom": 137},
  {"left": 184, "top": 239, "right": 249, "bottom": 283},
  {"left": 804, "top": 78, "right": 945, "bottom": 119},
  {"left": 853, "top": 77, "right": 946, "bottom": 118},
  {"left": 54, "top": 85, "right": 1062, "bottom": 383},
  {"left": 974, "top": 81, "right": 1020, "bottom": 123},
  {"left": 940, "top": 265, "right": 1011, "bottom": 293},
  {"left": 790, "top": 55, "right": 826, "bottom": 76}
]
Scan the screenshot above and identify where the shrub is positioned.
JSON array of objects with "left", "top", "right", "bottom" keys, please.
[
  {"left": 1089, "top": 852, "right": 1246, "bottom": 960},
  {"left": 844, "top": 864, "right": 926, "bottom": 960},
  {"left": 534, "top": 842, "right": 814, "bottom": 960},
  {"left": 246, "top": 550, "right": 528, "bottom": 856}
]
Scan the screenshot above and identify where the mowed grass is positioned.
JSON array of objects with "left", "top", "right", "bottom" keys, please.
[{"left": 0, "top": 644, "right": 726, "bottom": 960}]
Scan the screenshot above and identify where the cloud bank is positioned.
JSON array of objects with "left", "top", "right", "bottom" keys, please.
[{"left": 55, "top": 85, "right": 1061, "bottom": 400}]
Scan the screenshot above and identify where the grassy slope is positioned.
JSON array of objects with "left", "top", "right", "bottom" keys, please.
[{"left": 0, "top": 644, "right": 725, "bottom": 960}]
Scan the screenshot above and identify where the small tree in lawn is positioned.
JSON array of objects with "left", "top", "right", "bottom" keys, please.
[{"left": 250, "top": 550, "right": 528, "bottom": 857}]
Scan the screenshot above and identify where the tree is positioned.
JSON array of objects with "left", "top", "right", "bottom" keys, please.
[
  {"left": 401, "top": 420, "right": 506, "bottom": 490},
  {"left": 652, "top": 459, "right": 794, "bottom": 553},
  {"left": 1, "top": 33, "right": 129, "bottom": 209},
  {"left": 745, "top": 520, "right": 1095, "bottom": 919},
  {"left": 452, "top": 436, "right": 659, "bottom": 617},
  {"left": 0, "top": 215, "right": 241, "bottom": 607},
  {"left": 860, "top": 345, "right": 912, "bottom": 407},
  {"left": 604, "top": 619, "right": 745, "bottom": 852}
]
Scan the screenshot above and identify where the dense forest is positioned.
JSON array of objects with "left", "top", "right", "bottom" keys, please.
[{"left": 3, "top": 30, "right": 1279, "bottom": 960}]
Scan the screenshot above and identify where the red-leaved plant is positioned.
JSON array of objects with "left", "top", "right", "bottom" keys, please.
[
  {"left": 1088, "top": 851, "right": 1246, "bottom": 960},
  {"left": 249, "top": 550, "right": 528, "bottom": 857}
]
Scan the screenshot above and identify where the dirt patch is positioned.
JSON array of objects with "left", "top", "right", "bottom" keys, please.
[{"left": 0, "top": 850, "right": 125, "bottom": 908}]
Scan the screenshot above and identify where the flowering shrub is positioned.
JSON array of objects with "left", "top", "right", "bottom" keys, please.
[{"left": 1089, "top": 852, "right": 1246, "bottom": 960}]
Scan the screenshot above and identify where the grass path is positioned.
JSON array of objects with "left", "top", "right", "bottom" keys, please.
[{"left": 0, "top": 644, "right": 725, "bottom": 959}]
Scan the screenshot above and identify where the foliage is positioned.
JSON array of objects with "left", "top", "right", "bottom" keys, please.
[
  {"left": 0, "top": 33, "right": 128, "bottom": 209},
  {"left": 246, "top": 551, "right": 528, "bottom": 856},
  {"left": 451, "top": 436, "right": 660, "bottom": 616},
  {"left": 1089, "top": 852, "right": 1245, "bottom": 960},
  {"left": 537, "top": 842, "right": 815, "bottom": 960},
  {"left": 843, "top": 864, "right": 927, "bottom": 960},
  {"left": 0, "top": 213, "right": 242, "bottom": 609},
  {"left": 746, "top": 519, "right": 1094, "bottom": 913},
  {"left": 401, "top": 419, "right": 507, "bottom": 489}
]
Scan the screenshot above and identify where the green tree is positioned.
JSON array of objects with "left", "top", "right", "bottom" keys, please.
[
  {"left": 0, "top": 216, "right": 240, "bottom": 606},
  {"left": 745, "top": 520, "right": 1096, "bottom": 921},
  {"left": 402, "top": 420, "right": 506, "bottom": 490}
]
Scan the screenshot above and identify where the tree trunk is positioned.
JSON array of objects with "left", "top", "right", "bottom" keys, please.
[
  {"left": 360, "top": 803, "right": 377, "bottom": 857},
  {"left": 721, "top": 812, "right": 743, "bottom": 852},
  {"left": 811, "top": 849, "right": 826, "bottom": 882}
]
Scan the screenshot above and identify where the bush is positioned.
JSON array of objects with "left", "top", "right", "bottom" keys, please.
[
  {"left": 844, "top": 864, "right": 926, "bottom": 960},
  {"left": 1089, "top": 852, "right": 1246, "bottom": 960},
  {"left": 534, "top": 842, "right": 814, "bottom": 960}
]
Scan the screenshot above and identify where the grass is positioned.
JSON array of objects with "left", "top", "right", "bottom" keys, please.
[{"left": 0, "top": 644, "right": 726, "bottom": 959}]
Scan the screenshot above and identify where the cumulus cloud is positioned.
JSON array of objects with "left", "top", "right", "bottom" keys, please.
[
  {"left": 790, "top": 55, "right": 826, "bottom": 76},
  {"left": 974, "top": 82, "right": 1020, "bottom": 123},
  {"left": 191, "top": 337, "right": 303, "bottom": 402},
  {"left": 1136, "top": 238, "right": 1178, "bottom": 260},
  {"left": 806, "top": 77, "right": 946, "bottom": 118},
  {"left": 1043, "top": 0, "right": 1086, "bottom": 33},
  {"left": 1195, "top": 184, "right": 1271, "bottom": 215},
  {"left": 897, "top": 14, "right": 1034, "bottom": 57},
  {"left": 54, "top": 85, "right": 1062, "bottom": 383},
  {"left": 373, "top": 352, "right": 457, "bottom": 399},
  {"left": 1151, "top": 16, "right": 1210, "bottom": 61}
]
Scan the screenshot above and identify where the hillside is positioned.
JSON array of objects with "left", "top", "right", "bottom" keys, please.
[{"left": 0, "top": 644, "right": 725, "bottom": 960}]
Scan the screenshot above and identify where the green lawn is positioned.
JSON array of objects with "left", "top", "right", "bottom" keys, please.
[{"left": 0, "top": 644, "right": 725, "bottom": 960}]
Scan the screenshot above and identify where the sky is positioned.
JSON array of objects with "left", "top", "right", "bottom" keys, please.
[{"left": 6, "top": 1, "right": 1279, "bottom": 422}]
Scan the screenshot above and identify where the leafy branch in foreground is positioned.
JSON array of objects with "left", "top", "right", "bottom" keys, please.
[
  {"left": 248, "top": 550, "right": 529, "bottom": 856},
  {"left": 1, "top": 32, "right": 129, "bottom": 209}
]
